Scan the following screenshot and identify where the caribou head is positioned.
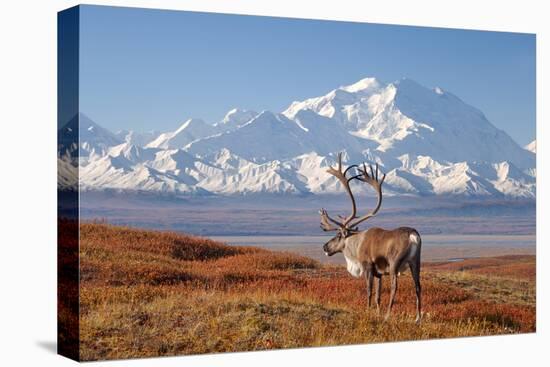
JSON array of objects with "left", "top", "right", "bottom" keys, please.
[{"left": 320, "top": 153, "right": 385, "bottom": 256}]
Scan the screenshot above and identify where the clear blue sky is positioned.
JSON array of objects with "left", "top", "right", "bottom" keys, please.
[{"left": 78, "top": 5, "right": 536, "bottom": 145}]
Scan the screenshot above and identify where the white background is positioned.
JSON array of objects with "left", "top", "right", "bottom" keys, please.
[{"left": 0, "top": 0, "right": 547, "bottom": 365}]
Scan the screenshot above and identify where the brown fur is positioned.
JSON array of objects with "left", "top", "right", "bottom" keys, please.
[
  {"left": 324, "top": 227, "right": 422, "bottom": 323},
  {"left": 319, "top": 154, "right": 422, "bottom": 323}
]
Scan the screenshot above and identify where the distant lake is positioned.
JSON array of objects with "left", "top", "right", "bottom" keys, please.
[
  {"left": 210, "top": 234, "right": 536, "bottom": 263},
  {"left": 79, "top": 193, "right": 536, "bottom": 237}
]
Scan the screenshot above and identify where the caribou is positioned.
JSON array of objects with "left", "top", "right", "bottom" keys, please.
[{"left": 320, "top": 153, "right": 422, "bottom": 323}]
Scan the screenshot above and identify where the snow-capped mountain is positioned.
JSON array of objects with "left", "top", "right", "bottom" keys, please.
[
  {"left": 284, "top": 77, "right": 534, "bottom": 170},
  {"left": 146, "top": 118, "right": 217, "bottom": 149},
  {"left": 57, "top": 157, "right": 78, "bottom": 190},
  {"left": 58, "top": 77, "right": 536, "bottom": 198},
  {"left": 186, "top": 111, "right": 312, "bottom": 161},
  {"left": 214, "top": 108, "right": 258, "bottom": 132},
  {"left": 58, "top": 113, "right": 122, "bottom": 161},
  {"left": 115, "top": 129, "right": 161, "bottom": 147}
]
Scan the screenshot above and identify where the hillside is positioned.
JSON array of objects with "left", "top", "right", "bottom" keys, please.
[{"left": 71, "top": 222, "right": 535, "bottom": 361}]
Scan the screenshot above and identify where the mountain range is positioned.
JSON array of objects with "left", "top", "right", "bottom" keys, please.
[{"left": 58, "top": 77, "right": 536, "bottom": 198}]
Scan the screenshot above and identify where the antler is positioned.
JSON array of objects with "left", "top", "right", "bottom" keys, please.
[
  {"left": 319, "top": 153, "right": 361, "bottom": 231},
  {"left": 319, "top": 208, "right": 341, "bottom": 231},
  {"left": 347, "top": 162, "right": 386, "bottom": 229},
  {"left": 319, "top": 153, "right": 386, "bottom": 233}
]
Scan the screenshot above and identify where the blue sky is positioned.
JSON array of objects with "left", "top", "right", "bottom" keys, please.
[{"left": 79, "top": 5, "right": 536, "bottom": 145}]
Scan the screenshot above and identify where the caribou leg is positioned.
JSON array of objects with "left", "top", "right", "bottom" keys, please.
[
  {"left": 365, "top": 264, "right": 374, "bottom": 308},
  {"left": 374, "top": 274, "right": 382, "bottom": 313},
  {"left": 409, "top": 258, "right": 422, "bottom": 324},
  {"left": 385, "top": 266, "right": 399, "bottom": 321}
]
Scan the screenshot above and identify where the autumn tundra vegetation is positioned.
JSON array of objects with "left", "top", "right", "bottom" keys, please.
[{"left": 61, "top": 220, "right": 535, "bottom": 361}]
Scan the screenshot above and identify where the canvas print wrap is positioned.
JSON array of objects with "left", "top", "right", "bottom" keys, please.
[{"left": 57, "top": 5, "right": 536, "bottom": 362}]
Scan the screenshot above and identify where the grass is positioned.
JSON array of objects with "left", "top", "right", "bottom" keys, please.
[{"left": 65, "top": 221, "right": 536, "bottom": 361}]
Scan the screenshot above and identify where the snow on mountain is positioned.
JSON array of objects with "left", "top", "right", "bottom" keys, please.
[
  {"left": 283, "top": 152, "right": 336, "bottom": 193},
  {"left": 57, "top": 157, "right": 78, "bottom": 190},
  {"left": 186, "top": 109, "right": 373, "bottom": 162},
  {"left": 80, "top": 152, "right": 205, "bottom": 194},
  {"left": 283, "top": 77, "right": 534, "bottom": 170},
  {"left": 480, "top": 161, "right": 536, "bottom": 198},
  {"left": 524, "top": 140, "right": 536, "bottom": 153},
  {"left": 58, "top": 113, "right": 122, "bottom": 161},
  {"left": 292, "top": 110, "right": 373, "bottom": 157},
  {"left": 284, "top": 77, "right": 385, "bottom": 128},
  {"left": 147, "top": 148, "right": 207, "bottom": 185},
  {"left": 62, "top": 77, "right": 536, "bottom": 198},
  {"left": 197, "top": 153, "right": 309, "bottom": 195},
  {"left": 107, "top": 142, "right": 158, "bottom": 163},
  {"left": 215, "top": 108, "right": 258, "bottom": 132},
  {"left": 186, "top": 111, "right": 316, "bottom": 161},
  {"left": 115, "top": 129, "right": 161, "bottom": 147},
  {"left": 280, "top": 152, "right": 374, "bottom": 195},
  {"left": 384, "top": 155, "right": 535, "bottom": 197},
  {"left": 205, "top": 148, "right": 252, "bottom": 171},
  {"left": 146, "top": 118, "right": 217, "bottom": 149}
]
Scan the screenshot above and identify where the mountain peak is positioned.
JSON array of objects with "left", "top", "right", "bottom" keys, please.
[
  {"left": 146, "top": 118, "right": 215, "bottom": 149},
  {"left": 249, "top": 110, "right": 279, "bottom": 123},
  {"left": 175, "top": 118, "right": 208, "bottom": 133},
  {"left": 340, "top": 77, "right": 381, "bottom": 93},
  {"left": 242, "top": 110, "right": 298, "bottom": 130},
  {"left": 393, "top": 77, "right": 426, "bottom": 91},
  {"left": 219, "top": 108, "right": 258, "bottom": 129}
]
